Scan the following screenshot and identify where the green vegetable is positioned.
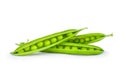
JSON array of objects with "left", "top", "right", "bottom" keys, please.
[
  {"left": 42, "top": 43, "right": 104, "bottom": 55},
  {"left": 66, "top": 33, "right": 113, "bottom": 44},
  {"left": 11, "top": 27, "right": 87, "bottom": 56}
]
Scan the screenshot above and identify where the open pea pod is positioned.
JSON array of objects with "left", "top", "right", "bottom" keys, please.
[
  {"left": 66, "top": 33, "right": 113, "bottom": 44},
  {"left": 43, "top": 43, "right": 104, "bottom": 55},
  {"left": 11, "top": 27, "right": 87, "bottom": 56}
]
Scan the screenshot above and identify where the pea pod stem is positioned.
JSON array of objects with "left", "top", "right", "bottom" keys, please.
[
  {"left": 106, "top": 33, "right": 113, "bottom": 37},
  {"left": 77, "top": 27, "right": 88, "bottom": 32}
]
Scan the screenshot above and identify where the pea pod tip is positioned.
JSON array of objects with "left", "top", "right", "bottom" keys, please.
[
  {"left": 76, "top": 27, "right": 88, "bottom": 33},
  {"left": 106, "top": 33, "right": 113, "bottom": 37}
]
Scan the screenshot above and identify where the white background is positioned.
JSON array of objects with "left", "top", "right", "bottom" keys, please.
[{"left": 0, "top": 0, "right": 120, "bottom": 79}]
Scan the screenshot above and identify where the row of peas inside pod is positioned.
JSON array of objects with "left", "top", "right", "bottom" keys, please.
[{"left": 11, "top": 27, "right": 113, "bottom": 56}]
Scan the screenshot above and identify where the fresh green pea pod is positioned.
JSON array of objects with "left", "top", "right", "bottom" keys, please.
[
  {"left": 43, "top": 43, "right": 104, "bottom": 55},
  {"left": 11, "top": 27, "right": 87, "bottom": 56},
  {"left": 66, "top": 33, "right": 113, "bottom": 44}
]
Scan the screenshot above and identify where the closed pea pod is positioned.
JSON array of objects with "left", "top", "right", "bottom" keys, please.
[
  {"left": 11, "top": 27, "right": 87, "bottom": 56},
  {"left": 42, "top": 43, "right": 104, "bottom": 55}
]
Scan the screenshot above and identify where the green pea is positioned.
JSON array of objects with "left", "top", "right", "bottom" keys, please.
[
  {"left": 24, "top": 47, "right": 30, "bottom": 51},
  {"left": 71, "top": 46, "right": 78, "bottom": 50},
  {"left": 80, "top": 39, "right": 84, "bottom": 43},
  {"left": 18, "top": 50, "right": 24, "bottom": 53},
  {"left": 89, "top": 48, "right": 94, "bottom": 51},
  {"left": 51, "top": 38, "right": 57, "bottom": 43},
  {"left": 64, "top": 46, "right": 71, "bottom": 49},
  {"left": 37, "top": 42, "right": 43, "bottom": 47},
  {"left": 68, "top": 39, "right": 73, "bottom": 42},
  {"left": 44, "top": 40, "right": 51, "bottom": 46},
  {"left": 31, "top": 45, "right": 38, "bottom": 50},
  {"left": 74, "top": 38, "right": 80, "bottom": 43},
  {"left": 85, "top": 37, "right": 90, "bottom": 42},
  {"left": 81, "top": 48, "right": 87, "bottom": 50},
  {"left": 90, "top": 37, "right": 95, "bottom": 40},
  {"left": 67, "top": 33, "right": 73, "bottom": 36},
  {"left": 57, "top": 35, "right": 63, "bottom": 40},
  {"left": 58, "top": 45, "right": 63, "bottom": 49}
]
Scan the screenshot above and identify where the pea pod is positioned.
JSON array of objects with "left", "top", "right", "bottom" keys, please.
[
  {"left": 11, "top": 27, "right": 87, "bottom": 56},
  {"left": 43, "top": 43, "right": 104, "bottom": 55},
  {"left": 66, "top": 33, "right": 113, "bottom": 44}
]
